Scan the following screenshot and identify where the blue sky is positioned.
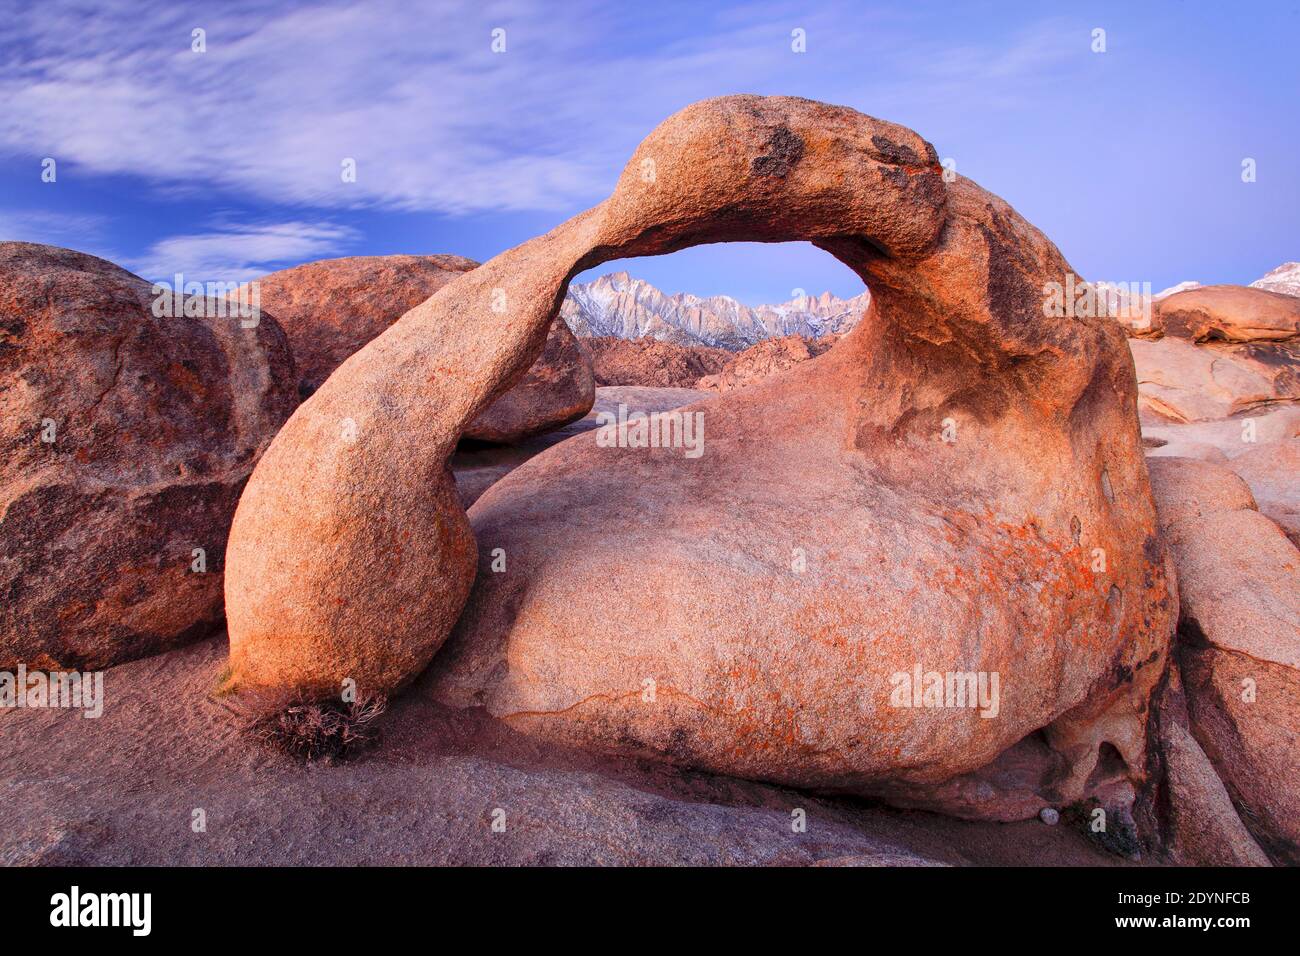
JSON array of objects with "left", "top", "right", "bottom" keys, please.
[{"left": 0, "top": 0, "right": 1296, "bottom": 304}]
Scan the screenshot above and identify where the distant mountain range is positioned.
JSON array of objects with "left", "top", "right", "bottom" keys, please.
[
  {"left": 1113, "top": 264, "right": 1300, "bottom": 304},
  {"left": 561, "top": 264, "right": 1297, "bottom": 351},
  {"left": 561, "top": 271, "right": 870, "bottom": 350}
]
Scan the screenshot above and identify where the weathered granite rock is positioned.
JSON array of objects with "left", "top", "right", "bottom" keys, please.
[
  {"left": 1142, "top": 404, "right": 1300, "bottom": 461},
  {"left": 1154, "top": 663, "right": 1270, "bottom": 866},
  {"left": 451, "top": 386, "right": 708, "bottom": 509},
  {"left": 696, "top": 334, "right": 837, "bottom": 393},
  {"left": 251, "top": 255, "right": 594, "bottom": 442},
  {"left": 249, "top": 255, "right": 476, "bottom": 398},
  {"left": 0, "top": 242, "right": 297, "bottom": 669},
  {"left": 576, "top": 336, "right": 730, "bottom": 388},
  {"left": 224, "top": 96, "right": 1175, "bottom": 822},
  {"left": 1144, "top": 456, "right": 1259, "bottom": 525},
  {"left": 1227, "top": 439, "right": 1300, "bottom": 546},
  {"left": 1129, "top": 337, "right": 1300, "bottom": 422},
  {"left": 1147, "top": 456, "right": 1300, "bottom": 864},
  {"left": 1155, "top": 285, "right": 1300, "bottom": 343},
  {"left": 1127, "top": 286, "right": 1300, "bottom": 425},
  {"left": 464, "top": 315, "right": 596, "bottom": 443},
  {"left": 0, "top": 635, "right": 1137, "bottom": 867}
]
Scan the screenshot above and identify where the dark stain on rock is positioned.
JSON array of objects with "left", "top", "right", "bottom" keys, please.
[
  {"left": 1243, "top": 340, "right": 1298, "bottom": 364},
  {"left": 1066, "top": 798, "right": 1143, "bottom": 859},
  {"left": 1136, "top": 647, "right": 1163, "bottom": 670},
  {"left": 663, "top": 727, "right": 695, "bottom": 761},
  {"left": 879, "top": 166, "right": 907, "bottom": 189},
  {"left": 870, "top": 134, "right": 920, "bottom": 166},
  {"left": 908, "top": 166, "right": 948, "bottom": 208},
  {"left": 979, "top": 223, "right": 1039, "bottom": 333},
  {"left": 751, "top": 126, "right": 805, "bottom": 178}
]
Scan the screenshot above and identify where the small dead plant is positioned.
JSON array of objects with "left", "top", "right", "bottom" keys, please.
[{"left": 225, "top": 688, "right": 387, "bottom": 762}]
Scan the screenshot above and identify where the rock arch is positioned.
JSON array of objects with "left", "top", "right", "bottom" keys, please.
[{"left": 223, "top": 96, "right": 1174, "bottom": 813}]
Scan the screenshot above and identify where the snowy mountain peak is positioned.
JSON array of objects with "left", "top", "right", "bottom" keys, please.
[
  {"left": 1154, "top": 280, "right": 1201, "bottom": 299},
  {"left": 560, "top": 273, "right": 870, "bottom": 350},
  {"left": 1251, "top": 261, "right": 1300, "bottom": 298}
]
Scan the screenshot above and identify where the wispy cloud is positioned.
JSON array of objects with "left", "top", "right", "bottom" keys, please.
[
  {"left": 0, "top": 0, "right": 622, "bottom": 213},
  {"left": 126, "top": 220, "right": 358, "bottom": 282},
  {"left": 0, "top": 0, "right": 1087, "bottom": 216}
]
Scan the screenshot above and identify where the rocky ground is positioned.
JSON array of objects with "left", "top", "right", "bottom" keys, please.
[{"left": 0, "top": 636, "right": 1137, "bottom": 867}]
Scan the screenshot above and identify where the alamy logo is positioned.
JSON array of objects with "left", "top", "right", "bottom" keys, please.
[
  {"left": 1042, "top": 276, "right": 1152, "bottom": 328},
  {"left": 50, "top": 886, "right": 151, "bottom": 936},
  {"left": 889, "top": 665, "right": 1000, "bottom": 718},
  {"left": 595, "top": 403, "right": 705, "bottom": 458},
  {"left": 151, "top": 273, "right": 261, "bottom": 328},
  {"left": 0, "top": 665, "right": 103, "bottom": 718}
]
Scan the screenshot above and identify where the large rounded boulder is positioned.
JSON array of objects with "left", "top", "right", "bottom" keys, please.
[
  {"left": 223, "top": 97, "right": 1175, "bottom": 820},
  {"left": 1130, "top": 336, "right": 1300, "bottom": 422},
  {"left": 250, "top": 255, "right": 595, "bottom": 443},
  {"left": 1155, "top": 285, "right": 1300, "bottom": 343},
  {"left": 0, "top": 243, "right": 297, "bottom": 669},
  {"left": 1126, "top": 285, "right": 1300, "bottom": 423}
]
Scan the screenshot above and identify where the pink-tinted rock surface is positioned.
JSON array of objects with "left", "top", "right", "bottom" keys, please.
[
  {"left": 1129, "top": 337, "right": 1300, "bottom": 422},
  {"left": 0, "top": 242, "right": 297, "bottom": 669},
  {"left": 1147, "top": 456, "right": 1300, "bottom": 864},
  {"left": 1153, "top": 663, "right": 1269, "bottom": 866},
  {"left": 251, "top": 255, "right": 594, "bottom": 443},
  {"left": 1155, "top": 285, "right": 1300, "bottom": 343},
  {"left": 1142, "top": 404, "right": 1300, "bottom": 462},
  {"left": 577, "top": 335, "right": 730, "bottom": 388},
  {"left": 452, "top": 385, "right": 710, "bottom": 509},
  {"left": 250, "top": 255, "right": 476, "bottom": 397},
  {"left": 1227, "top": 439, "right": 1300, "bottom": 546},
  {"left": 696, "top": 333, "right": 837, "bottom": 393},
  {"left": 0, "top": 634, "right": 1139, "bottom": 867}
]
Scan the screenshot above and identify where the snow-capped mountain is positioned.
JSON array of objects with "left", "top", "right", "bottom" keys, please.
[
  {"left": 1251, "top": 262, "right": 1300, "bottom": 298},
  {"left": 560, "top": 271, "right": 870, "bottom": 350},
  {"left": 1093, "top": 266, "right": 1294, "bottom": 320},
  {"left": 1154, "top": 280, "right": 1202, "bottom": 299},
  {"left": 1095, "top": 279, "right": 1199, "bottom": 311},
  {"left": 1135, "top": 264, "right": 1300, "bottom": 302}
]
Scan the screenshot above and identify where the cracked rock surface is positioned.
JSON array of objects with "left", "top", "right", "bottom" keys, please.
[{"left": 1147, "top": 456, "right": 1300, "bottom": 864}]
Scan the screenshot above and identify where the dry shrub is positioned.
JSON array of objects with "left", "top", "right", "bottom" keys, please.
[{"left": 227, "top": 688, "right": 387, "bottom": 761}]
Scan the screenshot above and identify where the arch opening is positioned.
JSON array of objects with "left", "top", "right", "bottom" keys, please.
[{"left": 452, "top": 241, "right": 870, "bottom": 505}]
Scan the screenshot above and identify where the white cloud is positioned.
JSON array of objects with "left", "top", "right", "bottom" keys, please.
[
  {"left": 0, "top": 1, "right": 1087, "bottom": 216},
  {"left": 126, "top": 221, "right": 358, "bottom": 282},
  {"left": 0, "top": 0, "right": 628, "bottom": 213}
]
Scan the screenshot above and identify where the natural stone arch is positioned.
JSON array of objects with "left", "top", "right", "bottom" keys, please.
[{"left": 223, "top": 96, "right": 1174, "bottom": 813}]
